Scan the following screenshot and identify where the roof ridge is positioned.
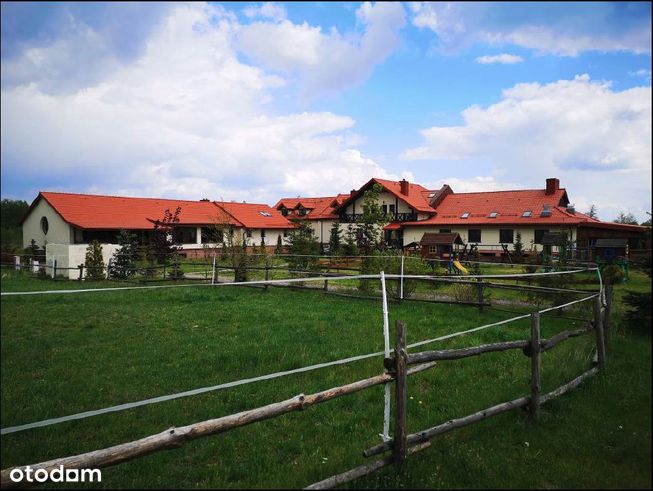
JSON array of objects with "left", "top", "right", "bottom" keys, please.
[
  {"left": 41, "top": 190, "right": 216, "bottom": 204},
  {"left": 449, "top": 188, "right": 567, "bottom": 196}
]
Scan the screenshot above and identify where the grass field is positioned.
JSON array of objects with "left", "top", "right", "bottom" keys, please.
[{"left": 0, "top": 267, "right": 650, "bottom": 489}]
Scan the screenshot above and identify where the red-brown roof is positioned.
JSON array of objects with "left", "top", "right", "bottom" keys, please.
[
  {"left": 401, "top": 189, "right": 579, "bottom": 226},
  {"left": 334, "top": 178, "right": 436, "bottom": 214},
  {"left": 275, "top": 193, "right": 351, "bottom": 220},
  {"left": 216, "top": 201, "right": 292, "bottom": 229},
  {"left": 28, "top": 192, "right": 291, "bottom": 230}
]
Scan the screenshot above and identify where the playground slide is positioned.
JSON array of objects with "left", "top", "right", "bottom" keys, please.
[{"left": 453, "top": 260, "right": 469, "bottom": 274}]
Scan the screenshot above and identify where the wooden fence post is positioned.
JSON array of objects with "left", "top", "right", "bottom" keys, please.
[
  {"left": 529, "top": 312, "right": 541, "bottom": 421},
  {"left": 593, "top": 296, "right": 606, "bottom": 371},
  {"left": 78, "top": 264, "right": 84, "bottom": 281},
  {"left": 264, "top": 257, "right": 270, "bottom": 291},
  {"left": 394, "top": 320, "right": 408, "bottom": 464},
  {"left": 399, "top": 254, "right": 405, "bottom": 301},
  {"left": 477, "top": 277, "right": 484, "bottom": 312},
  {"left": 53, "top": 259, "right": 57, "bottom": 279},
  {"left": 604, "top": 284, "right": 612, "bottom": 346}
]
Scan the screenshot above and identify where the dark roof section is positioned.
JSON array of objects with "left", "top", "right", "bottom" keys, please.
[{"left": 419, "top": 233, "right": 465, "bottom": 246}]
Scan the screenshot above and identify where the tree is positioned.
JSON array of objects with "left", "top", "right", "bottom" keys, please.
[
  {"left": 357, "top": 183, "right": 390, "bottom": 254},
  {"left": 512, "top": 231, "right": 525, "bottom": 260},
  {"left": 285, "top": 219, "right": 320, "bottom": 275},
  {"left": 1, "top": 199, "right": 29, "bottom": 252},
  {"left": 341, "top": 224, "right": 359, "bottom": 256},
  {"left": 110, "top": 230, "right": 138, "bottom": 279},
  {"left": 275, "top": 234, "right": 283, "bottom": 255},
  {"left": 84, "top": 240, "right": 106, "bottom": 281},
  {"left": 614, "top": 211, "right": 639, "bottom": 225},
  {"left": 151, "top": 207, "right": 182, "bottom": 264},
  {"left": 328, "top": 222, "right": 341, "bottom": 256},
  {"left": 586, "top": 204, "right": 598, "bottom": 219}
]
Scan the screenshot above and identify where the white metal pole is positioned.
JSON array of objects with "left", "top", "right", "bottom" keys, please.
[
  {"left": 15, "top": 255, "right": 20, "bottom": 271},
  {"left": 211, "top": 255, "right": 216, "bottom": 285},
  {"left": 400, "top": 254, "right": 405, "bottom": 300},
  {"left": 380, "top": 271, "right": 391, "bottom": 442}
]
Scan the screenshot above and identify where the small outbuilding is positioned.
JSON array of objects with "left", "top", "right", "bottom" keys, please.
[
  {"left": 594, "top": 238, "right": 628, "bottom": 261},
  {"left": 419, "top": 233, "right": 465, "bottom": 259}
]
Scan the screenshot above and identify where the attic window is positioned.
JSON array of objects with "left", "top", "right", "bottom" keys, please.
[
  {"left": 522, "top": 210, "right": 532, "bottom": 217},
  {"left": 40, "top": 216, "right": 49, "bottom": 235},
  {"left": 461, "top": 212, "right": 470, "bottom": 219},
  {"left": 259, "top": 211, "right": 272, "bottom": 217},
  {"left": 489, "top": 212, "right": 498, "bottom": 218},
  {"left": 428, "top": 192, "right": 436, "bottom": 198}
]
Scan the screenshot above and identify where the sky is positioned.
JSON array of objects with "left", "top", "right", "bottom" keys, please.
[{"left": 1, "top": 1, "right": 651, "bottom": 222}]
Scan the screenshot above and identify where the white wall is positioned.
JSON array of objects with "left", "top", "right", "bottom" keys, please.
[
  {"left": 46, "top": 243, "right": 121, "bottom": 279},
  {"left": 23, "top": 199, "right": 73, "bottom": 248},
  {"left": 344, "top": 190, "right": 414, "bottom": 215}
]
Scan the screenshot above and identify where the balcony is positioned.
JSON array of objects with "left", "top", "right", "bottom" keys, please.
[{"left": 339, "top": 212, "right": 417, "bottom": 223}]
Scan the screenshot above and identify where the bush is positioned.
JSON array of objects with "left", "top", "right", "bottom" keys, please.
[
  {"left": 359, "top": 251, "right": 442, "bottom": 298},
  {"left": 623, "top": 291, "right": 652, "bottom": 331}
]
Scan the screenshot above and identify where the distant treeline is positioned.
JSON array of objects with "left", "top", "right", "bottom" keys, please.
[{"left": 1, "top": 199, "right": 29, "bottom": 252}]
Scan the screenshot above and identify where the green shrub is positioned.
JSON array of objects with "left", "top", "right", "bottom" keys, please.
[{"left": 84, "top": 240, "right": 105, "bottom": 281}]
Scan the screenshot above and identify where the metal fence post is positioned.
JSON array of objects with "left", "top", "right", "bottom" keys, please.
[
  {"left": 15, "top": 255, "right": 20, "bottom": 271},
  {"left": 477, "top": 277, "right": 484, "bottom": 312},
  {"left": 399, "top": 254, "right": 405, "bottom": 301}
]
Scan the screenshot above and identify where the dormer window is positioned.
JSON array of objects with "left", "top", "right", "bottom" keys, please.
[
  {"left": 461, "top": 212, "right": 470, "bottom": 219},
  {"left": 489, "top": 212, "right": 498, "bottom": 218},
  {"left": 297, "top": 207, "right": 307, "bottom": 216},
  {"left": 522, "top": 210, "right": 532, "bottom": 217}
]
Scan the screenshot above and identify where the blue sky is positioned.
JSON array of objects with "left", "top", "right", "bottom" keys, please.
[{"left": 1, "top": 2, "right": 651, "bottom": 221}]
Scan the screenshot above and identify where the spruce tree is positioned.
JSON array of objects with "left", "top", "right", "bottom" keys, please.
[
  {"left": 328, "top": 222, "right": 341, "bottom": 255},
  {"left": 85, "top": 240, "right": 106, "bottom": 281},
  {"left": 110, "top": 230, "right": 138, "bottom": 279}
]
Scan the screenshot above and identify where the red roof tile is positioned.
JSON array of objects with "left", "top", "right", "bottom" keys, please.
[
  {"left": 275, "top": 194, "right": 351, "bottom": 220},
  {"left": 216, "top": 201, "right": 292, "bottom": 229},
  {"left": 36, "top": 192, "right": 225, "bottom": 230}
]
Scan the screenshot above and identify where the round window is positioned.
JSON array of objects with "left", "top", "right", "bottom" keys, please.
[{"left": 40, "top": 216, "right": 49, "bottom": 235}]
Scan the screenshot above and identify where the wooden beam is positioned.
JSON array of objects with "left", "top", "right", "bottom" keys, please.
[
  {"left": 1, "top": 364, "right": 437, "bottom": 489},
  {"left": 529, "top": 312, "right": 541, "bottom": 421},
  {"left": 406, "top": 340, "right": 528, "bottom": 365},
  {"left": 394, "top": 320, "right": 408, "bottom": 463}
]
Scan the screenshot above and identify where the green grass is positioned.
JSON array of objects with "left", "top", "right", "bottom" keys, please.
[{"left": 0, "top": 269, "right": 650, "bottom": 489}]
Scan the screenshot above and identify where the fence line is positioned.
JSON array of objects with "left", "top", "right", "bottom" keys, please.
[{"left": 0, "top": 293, "right": 607, "bottom": 489}]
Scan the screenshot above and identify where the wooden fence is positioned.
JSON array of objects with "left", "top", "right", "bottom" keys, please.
[{"left": 0, "top": 292, "right": 609, "bottom": 489}]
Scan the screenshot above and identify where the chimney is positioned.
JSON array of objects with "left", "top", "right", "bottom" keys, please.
[
  {"left": 400, "top": 179, "right": 410, "bottom": 196},
  {"left": 567, "top": 204, "right": 575, "bottom": 214},
  {"left": 545, "top": 178, "right": 560, "bottom": 195},
  {"left": 350, "top": 189, "right": 356, "bottom": 195}
]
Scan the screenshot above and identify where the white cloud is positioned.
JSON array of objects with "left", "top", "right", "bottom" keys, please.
[
  {"left": 408, "top": 2, "right": 651, "bottom": 56},
  {"left": 236, "top": 1, "right": 406, "bottom": 97},
  {"left": 402, "top": 75, "right": 652, "bottom": 221},
  {"left": 243, "top": 2, "right": 287, "bottom": 23},
  {"left": 475, "top": 53, "right": 523, "bottom": 65},
  {"left": 1, "top": 3, "right": 407, "bottom": 204}
]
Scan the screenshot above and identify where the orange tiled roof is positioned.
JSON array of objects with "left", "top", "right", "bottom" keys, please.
[
  {"left": 275, "top": 193, "right": 351, "bottom": 220},
  {"left": 30, "top": 192, "right": 291, "bottom": 230},
  {"left": 36, "top": 192, "right": 226, "bottom": 229},
  {"left": 216, "top": 201, "right": 292, "bottom": 229}
]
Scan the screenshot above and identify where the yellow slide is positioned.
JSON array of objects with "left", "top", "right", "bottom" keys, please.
[{"left": 453, "top": 260, "right": 469, "bottom": 275}]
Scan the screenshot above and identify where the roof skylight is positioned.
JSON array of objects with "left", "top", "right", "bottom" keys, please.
[
  {"left": 489, "top": 211, "right": 498, "bottom": 218},
  {"left": 461, "top": 212, "right": 470, "bottom": 219},
  {"left": 522, "top": 210, "right": 532, "bottom": 217},
  {"left": 259, "top": 211, "right": 272, "bottom": 217}
]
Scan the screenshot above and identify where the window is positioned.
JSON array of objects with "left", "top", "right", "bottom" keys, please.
[
  {"left": 297, "top": 207, "right": 307, "bottom": 216},
  {"left": 489, "top": 211, "right": 498, "bottom": 218},
  {"left": 389, "top": 204, "right": 396, "bottom": 214},
  {"left": 280, "top": 207, "right": 288, "bottom": 216},
  {"left": 259, "top": 211, "right": 272, "bottom": 217},
  {"left": 499, "top": 229, "right": 514, "bottom": 244},
  {"left": 261, "top": 229, "right": 266, "bottom": 238},
  {"left": 382, "top": 204, "right": 388, "bottom": 214},
  {"left": 428, "top": 192, "right": 436, "bottom": 198},
  {"left": 246, "top": 229, "right": 252, "bottom": 238},
  {"left": 461, "top": 212, "right": 470, "bottom": 219},
  {"left": 173, "top": 227, "right": 197, "bottom": 244},
  {"left": 534, "top": 229, "right": 548, "bottom": 245},
  {"left": 468, "top": 229, "right": 481, "bottom": 243},
  {"left": 201, "top": 227, "right": 223, "bottom": 243},
  {"left": 40, "top": 216, "right": 49, "bottom": 235},
  {"left": 429, "top": 245, "right": 437, "bottom": 253},
  {"left": 439, "top": 228, "right": 451, "bottom": 233},
  {"left": 283, "top": 229, "right": 288, "bottom": 237},
  {"left": 522, "top": 210, "right": 532, "bottom": 217}
]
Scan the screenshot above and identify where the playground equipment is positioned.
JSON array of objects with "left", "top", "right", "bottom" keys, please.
[{"left": 453, "top": 260, "right": 469, "bottom": 275}]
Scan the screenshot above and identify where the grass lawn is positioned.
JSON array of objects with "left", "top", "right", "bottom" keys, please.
[{"left": 0, "top": 268, "right": 650, "bottom": 489}]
